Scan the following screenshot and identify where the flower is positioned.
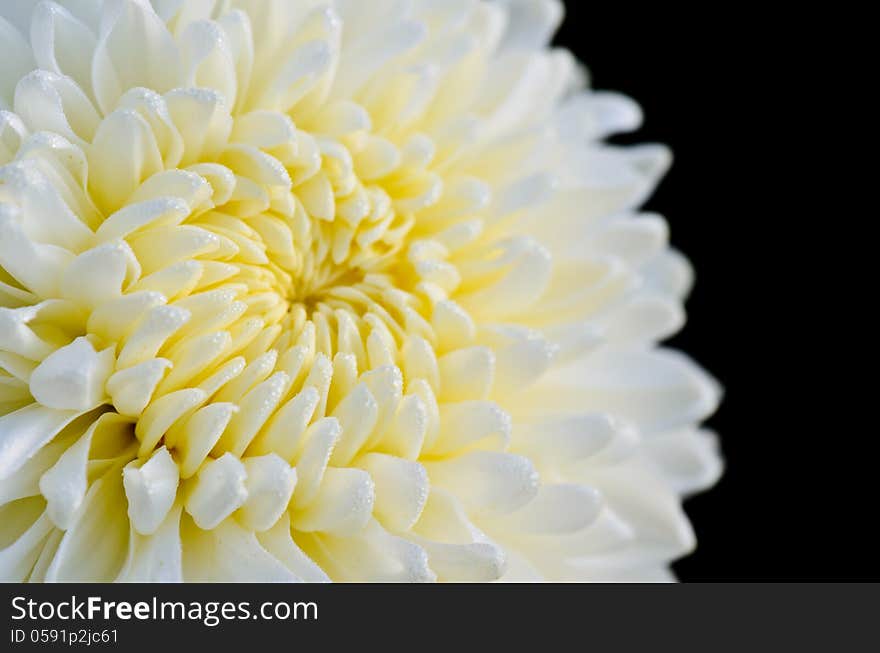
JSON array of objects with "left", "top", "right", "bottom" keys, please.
[{"left": 0, "top": 0, "right": 721, "bottom": 583}]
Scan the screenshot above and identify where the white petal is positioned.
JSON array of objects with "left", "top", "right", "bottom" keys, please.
[
  {"left": 0, "top": 15, "right": 35, "bottom": 110},
  {"left": 0, "top": 404, "right": 85, "bottom": 480},
  {"left": 457, "top": 237, "right": 552, "bottom": 320},
  {"left": 135, "top": 387, "right": 206, "bottom": 456},
  {"left": 30, "top": 2, "right": 98, "bottom": 101},
  {"left": 354, "top": 453, "right": 429, "bottom": 532},
  {"left": 116, "top": 87, "right": 184, "bottom": 167},
  {"left": 117, "top": 304, "right": 191, "bottom": 370},
  {"left": 179, "top": 18, "right": 237, "bottom": 107},
  {"left": 86, "top": 291, "right": 165, "bottom": 344},
  {"left": 410, "top": 536, "right": 506, "bottom": 582},
  {"left": 333, "top": 19, "right": 426, "bottom": 100},
  {"left": 625, "top": 293, "right": 688, "bottom": 341},
  {"left": 95, "top": 196, "right": 190, "bottom": 242},
  {"left": 425, "top": 451, "right": 539, "bottom": 517},
  {"left": 256, "top": 512, "right": 329, "bottom": 582},
  {"left": 476, "top": 51, "right": 573, "bottom": 136},
  {"left": 644, "top": 430, "right": 723, "bottom": 496},
  {"left": 547, "top": 348, "right": 721, "bottom": 434},
  {"left": 14, "top": 69, "right": 100, "bottom": 144},
  {"left": 55, "top": 1, "right": 102, "bottom": 31},
  {"left": 431, "top": 400, "right": 511, "bottom": 456},
  {"left": 216, "top": 9, "right": 254, "bottom": 114},
  {"left": 249, "top": 386, "right": 319, "bottom": 460},
  {"left": 215, "top": 372, "right": 291, "bottom": 457},
  {"left": 39, "top": 412, "right": 132, "bottom": 529},
  {"left": 231, "top": 111, "right": 297, "bottom": 152},
  {"left": 438, "top": 346, "right": 495, "bottom": 401},
  {"left": 184, "top": 452, "right": 247, "bottom": 530},
  {"left": 0, "top": 1, "right": 41, "bottom": 35},
  {"left": 88, "top": 107, "right": 164, "bottom": 212},
  {"left": 328, "top": 383, "right": 378, "bottom": 466},
  {"left": 0, "top": 160, "right": 94, "bottom": 251},
  {"left": 92, "top": 0, "right": 181, "bottom": 114},
  {"left": 487, "top": 325, "right": 555, "bottom": 397},
  {"left": 236, "top": 454, "right": 297, "bottom": 532},
  {"left": 117, "top": 503, "right": 183, "bottom": 581},
  {"left": 555, "top": 91, "right": 643, "bottom": 141},
  {"left": 123, "top": 446, "right": 179, "bottom": 535},
  {"left": 126, "top": 225, "right": 218, "bottom": 275},
  {"left": 490, "top": 483, "right": 603, "bottom": 535},
  {"left": 45, "top": 469, "right": 130, "bottom": 582},
  {"left": 290, "top": 417, "right": 341, "bottom": 505},
  {"left": 0, "top": 431, "right": 76, "bottom": 506},
  {"left": 562, "top": 144, "right": 672, "bottom": 216},
  {"left": 129, "top": 167, "right": 214, "bottom": 212},
  {"left": 377, "top": 392, "right": 428, "bottom": 460},
  {"left": 586, "top": 461, "right": 697, "bottom": 559},
  {"left": 29, "top": 337, "right": 114, "bottom": 411},
  {"left": 293, "top": 467, "right": 374, "bottom": 536},
  {"left": 298, "top": 519, "right": 435, "bottom": 582},
  {"left": 412, "top": 487, "right": 485, "bottom": 544},
  {"left": 0, "top": 303, "right": 57, "bottom": 361},
  {"left": 0, "top": 110, "right": 28, "bottom": 165},
  {"left": 60, "top": 240, "right": 140, "bottom": 308},
  {"left": 165, "top": 87, "right": 233, "bottom": 166},
  {"left": 106, "top": 359, "right": 172, "bottom": 417},
  {"left": 0, "top": 206, "right": 73, "bottom": 298},
  {"left": 356, "top": 366, "right": 400, "bottom": 445},
  {"left": 0, "top": 507, "right": 54, "bottom": 582},
  {"left": 513, "top": 413, "right": 639, "bottom": 474},
  {"left": 498, "top": 0, "right": 563, "bottom": 51},
  {"left": 181, "top": 515, "right": 297, "bottom": 582},
  {"left": 643, "top": 249, "right": 694, "bottom": 300},
  {"left": 174, "top": 402, "right": 238, "bottom": 479}
]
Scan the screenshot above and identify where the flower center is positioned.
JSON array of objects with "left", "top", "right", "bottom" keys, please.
[{"left": 90, "top": 105, "right": 448, "bottom": 475}]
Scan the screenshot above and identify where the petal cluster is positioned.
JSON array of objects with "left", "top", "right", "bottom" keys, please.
[{"left": 0, "top": 0, "right": 720, "bottom": 582}]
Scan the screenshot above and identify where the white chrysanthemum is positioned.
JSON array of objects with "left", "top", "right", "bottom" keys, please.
[{"left": 0, "top": 0, "right": 721, "bottom": 583}]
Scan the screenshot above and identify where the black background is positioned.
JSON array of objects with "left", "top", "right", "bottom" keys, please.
[{"left": 555, "top": 3, "right": 870, "bottom": 580}]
